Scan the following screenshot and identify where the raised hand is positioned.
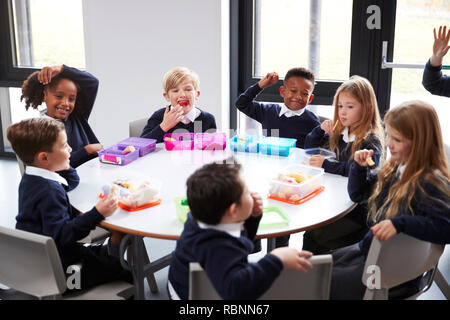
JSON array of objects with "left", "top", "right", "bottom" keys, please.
[
  {"left": 430, "top": 26, "right": 450, "bottom": 67},
  {"left": 38, "top": 65, "right": 64, "bottom": 85},
  {"left": 354, "top": 149, "right": 374, "bottom": 167},
  {"left": 258, "top": 72, "right": 279, "bottom": 89}
]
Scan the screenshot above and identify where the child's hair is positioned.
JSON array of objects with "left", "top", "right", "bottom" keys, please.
[
  {"left": 284, "top": 67, "right": 315, "bottom": 85},
  {"left": 163, "top": 66, "right": 200, "bottom": 93},
  {"left": 330, "top": 75, "right": 384, "bottom": 161},
  {"left": 186, "top": 160, "right": 243, "bottom": 225},
  {"left": 20, "top": 71, "right": 80, "bottom": 111},
  {"left": 6, "top": 118, "right": 65, "bottom": 166},
  {"left": 368, "top": 100, "right": 450, "bottom": 222}
]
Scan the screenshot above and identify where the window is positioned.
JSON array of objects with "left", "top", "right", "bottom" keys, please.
[
  {"left": 0, "top": 0, "right": 85, "bottom": 156},
  {"left": 390, "top": 0, "right": 450, "bottom": 143},
  {"left": 231, "top": 0, "right": 396, "bottom": 134}
]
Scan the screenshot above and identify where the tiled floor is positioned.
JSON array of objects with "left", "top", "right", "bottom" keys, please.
[{"left": 0, "top": 157, "right": 448, "bottom": 300}]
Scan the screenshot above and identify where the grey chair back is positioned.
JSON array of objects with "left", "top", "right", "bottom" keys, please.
[
  {"left": 362, "top": 233, "right": 444, "bottom": 300},
  {"left": 129, "top": 118, "right": 147, "bottom": 138},
  {"left": 189, "top": 254, "right": 332, "bottom": 300}
]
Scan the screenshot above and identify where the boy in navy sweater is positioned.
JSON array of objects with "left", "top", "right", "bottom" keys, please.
[
  {"left": 168, "top": 160, "right": 313, "bottom": 300},
  {"left": 7, "top": 118, "right": 132, "bottom": 291},
  {"left": 141, "top": 66, "right": 217, "bottom": 142},
  {"left": 235, "top": 67, "right": 320, "bottom": 149},
  {"left": 235, "top": 67, "right": 320, "bottom": 249}
]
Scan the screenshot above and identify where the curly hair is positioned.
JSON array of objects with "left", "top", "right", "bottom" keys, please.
[{"left": 21, "top": 71, "right": 79, "bottom": 111}]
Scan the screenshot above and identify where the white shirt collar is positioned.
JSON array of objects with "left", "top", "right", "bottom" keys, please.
[
  {"left": 39, "top": 108, "right": 63, "bottom": 122},
  {"left": 197, "top": 220, "right": 244, "bottom": 238},
  {"left": 342, "top": 127, "right": 355, "bottom": 143},
  {"left": 25, "top": 166, "right": 68, "bottom": 186},
  {"left": 279, "top": 104, "right": 305, "bottom": 118},
  {"left": 396, "top": 164, "right": 406, "bottom": 178},
  {"left": 170, "top": 106, "right": 201, "bottom": 124}
]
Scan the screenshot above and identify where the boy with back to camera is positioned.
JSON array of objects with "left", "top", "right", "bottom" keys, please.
[
  {"left": 7, "top": 118, "right": 132, "bottom": 291},
  {"left": 235, "top": 67, "right": 320, "bottom": 249},
  {"left": 140, "top": 66, "right": 217, "bottom": 142},
  {"left": 168, "top": 159, "right": 313, "bottom": 300}
]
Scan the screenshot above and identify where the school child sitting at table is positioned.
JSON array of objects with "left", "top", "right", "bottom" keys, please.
[
  {"left": 140, "top": 66, "right": 217, "bottom": 142},
  {"left": 235, "top": 67, "right": 320, "bottom": 249},
  {"left": 301, "top": 76, "right": 385, "bottom": 254},
  {"left": 7, "top": 118, "right": 132, "bottom": 291},
  {"left": 21, "top": 64, "right": 103, "bottom": 168},
  {"left": 235, "top": 67, "right": 320, "bottom": 149},
  {"left": 330, "top": 100, "right": 450, "bottom": 299},
  {"left": 167, "top": 160, "right": 313, "bottom": 300}
]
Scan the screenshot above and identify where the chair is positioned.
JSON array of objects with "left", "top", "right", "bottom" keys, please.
[
  {"left": 0, "top": 225, "right": 134, "bottom": 300},
  {"left": 129, "top": 118, "right": 147, "bottom": 138},
  {"left": 361, "top": 233, "right": 445, "bottom": 300},
  {"left": 188, "top": 254, "right": 332, "bottom": 300}
]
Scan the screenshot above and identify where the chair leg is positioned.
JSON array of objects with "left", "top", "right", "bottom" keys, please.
[{"left": 434, "top": 268, "right": 450, "bottom": 300}]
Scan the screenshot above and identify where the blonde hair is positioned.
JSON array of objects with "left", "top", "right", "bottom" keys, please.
[
  {"left": 368, "top": 100, "right": 450, "bottom": 223},
  {"left": 162, "top": 66, "right": 200, "bottom": 93},
  {"left": 329, "top": 75, "right": 384, "bottom": 161}
]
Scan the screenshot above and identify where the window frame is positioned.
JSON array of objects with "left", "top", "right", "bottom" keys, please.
[{"left": 229, "top": 0, "right": 397, "bottom": 130}]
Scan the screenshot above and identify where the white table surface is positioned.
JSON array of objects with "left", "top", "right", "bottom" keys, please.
[{"left": 68, "top": 144, "right": 355, "bottom": 240}]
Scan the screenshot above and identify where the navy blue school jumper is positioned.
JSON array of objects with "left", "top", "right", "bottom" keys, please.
[
  {"left": 168, "top": 213, "right": 283, "bottom": 300},
  {"left": 302, "top": 126, "right": 383, "bottom": 253},
  {"left": 52, "top": 65, "right": 101, "bottom": 168},
  {"left": 15, "top": 167, "right": 131, "bottom": 291},
  {"left": 140, "top": 107, "right": 217, "bottom": 143},
  {"left": 422, "top": 59, "right": 450, "bottom": 97},
  {"left": 235, "top": 83, "right": 320, "bottom": 149},
  {"left": 330, "top": 163, "right": 450, "bottom": 300}
]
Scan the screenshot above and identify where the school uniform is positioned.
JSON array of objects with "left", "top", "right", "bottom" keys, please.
[
  {"left": 168, "top": 213, "right": 283, "bottom": 300},
  {"left": 304, "top": 125, "right": 383, "bottom": 177},
  {"left": 140, "top": 106, "right": 217, "bottom": 143},
  {"left": 40, "top": 65, "right": 101, "bottom": 168},
  {"left": 330, "top": 163, "right": 450, "bottom": 299},
  {"left": 235, "top": 83, "right": 320, "bottom": 148},
  {"left": 15, "top": 166, "right": 131, "bottom": 291},
  {"left": 302, "top": 126, "right": 383, "bottom": 253},
  {"left": 422, "top": 59, "right": 450, "bottom": 97}
]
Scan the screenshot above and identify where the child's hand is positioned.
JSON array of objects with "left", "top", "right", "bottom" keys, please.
[
  {"left": 95, "top": 193, "right": 118, "bottom": 218},
  {"left": 354, "top": 149, "right": 374, "bottom": 167},
  {"left": 309, "top": 154, "right": 325, "bottom": 168},
  {"left": 430, "top": 26, "right": 450, "bottom": 67},
  {"left": 160, "top": 105, "right": 184, "bottom": 132},
  {"left": 270, "top": 248, "right": 313, "bottom": 273},
  {"left": 38, "top": 65, "right": 64, "bottom": 85},
  {"left": 250, "top": 192, "right": 263, "bottom": 217},
  {"left": 84, "top": 143, "right": 103, "bottom": 155},
  {"left": 258, "top": 72, "right": 279, "bottom": 89},
  {"left": 320, "top": 120, "right": 335, "bottom": 134},
  {"left": 371, "top": 220, "right": 397, "bottom": 242}
]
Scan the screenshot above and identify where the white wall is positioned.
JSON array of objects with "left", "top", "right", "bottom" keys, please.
[{"left": 82, "top": 0, "right": 229, "bottom": 146}]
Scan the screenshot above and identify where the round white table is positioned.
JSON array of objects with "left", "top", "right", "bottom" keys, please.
[{"left": 68, "top": 143, "right": 356, "bottom": 299}]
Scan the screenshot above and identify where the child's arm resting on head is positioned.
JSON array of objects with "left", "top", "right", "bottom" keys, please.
[
  {"left": 38, "top": 65, "right": 64, "bottom": 85},
  {"left": 59, "top": 65, "right": 99, "bottom": 120}
]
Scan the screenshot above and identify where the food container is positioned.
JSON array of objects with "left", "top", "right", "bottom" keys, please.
[
  {"left": 268, "top": 164, "right": 324, "bottom": 204},
  {"left": 98, "top": 145, "right": 140, "bottom": 166},
  {"left": 194, "top": 133, "right": 227, "bottom": 150},
  {"left": 229, "top": 135, "right": 261, "bottom": 153},
  {"left": 259, "top": 137, "right": 297, "bottom": 157},
  {"left": 164, "top": 133, "right": 195, "bottom": 151},
  {"left": 174, "top": 196, "right": 190, "bottom": 223},
  {"left": 300, "top": 148, "right": 336, "bottom": 165},
  {"left": 117, "top": 137, "right": 157, "bottom": 157}
]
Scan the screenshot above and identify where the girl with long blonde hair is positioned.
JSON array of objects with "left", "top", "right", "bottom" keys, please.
[
  {"left": 330, "top": 100, "right": 449, "bottom": 300},
  {"left": 302, "top": 76, "right": 385, "bottom": 253}
]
